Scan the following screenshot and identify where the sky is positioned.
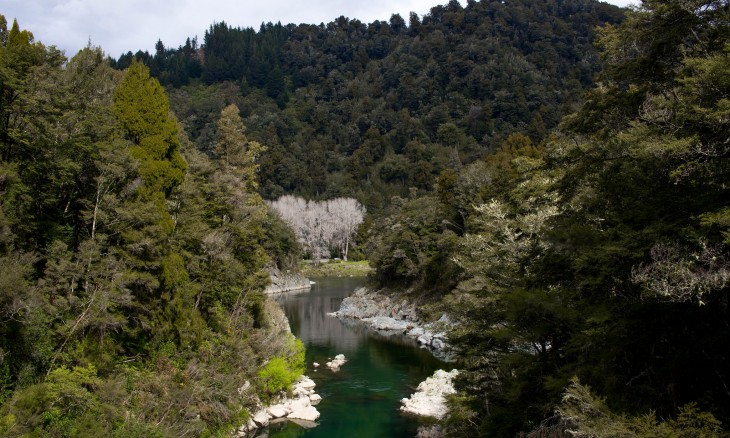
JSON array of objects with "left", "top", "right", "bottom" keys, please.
[{"left": 3, "top": 0, "right": 637, "bottom": 58}]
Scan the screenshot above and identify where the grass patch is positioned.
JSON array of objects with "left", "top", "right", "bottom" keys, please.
[{"left": 300, "top": 260, "right": 372, "bottom": 278}]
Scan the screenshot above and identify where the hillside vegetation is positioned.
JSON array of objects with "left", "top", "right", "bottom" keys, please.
[
  {"left": 0, "top": 17, "right": 302, "bottom": 436},
  {"left": 116, "top": 0, "right": 623, "bottom": 211},
  {"left": 366, "top": 0, "right": 730, "bottom": 435},
  {"left": 5, "top": 0, "right": 728, "bottom": 436}
]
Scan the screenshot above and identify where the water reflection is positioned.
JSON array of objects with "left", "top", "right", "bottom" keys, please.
[
  {"left": 268, "top": 277, "right": 446, "bottom": 438},
  {"left": 274, "top": 278, "right": 369, "bottom": 352}
]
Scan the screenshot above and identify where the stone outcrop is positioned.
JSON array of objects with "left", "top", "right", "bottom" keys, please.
[
  {"left": 330, "top": 288, "right": 453, "bottom": 359},
  {"left": 236, "top": 376, "right": 322, "bottom": 436},
  {"left": 400, "top": 369, "right": 459, "bottom": 420},
  {"left": 325, "top": 354, "right": 347, "bottom": 371},
  {"left": 334, "top": 287, "right": 419, "bottom": 321},
  {"left": 264, "top": 266, "right": 312, "bottom": 294}
]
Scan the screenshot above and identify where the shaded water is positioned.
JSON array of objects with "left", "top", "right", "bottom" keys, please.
[{"left": 262, "top": 277, "right": 445, "bottom": 438}]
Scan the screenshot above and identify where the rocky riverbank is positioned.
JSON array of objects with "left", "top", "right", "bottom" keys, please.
[
  {"left": 236, "top": 376, "right": 322, "bottom": 436},
  {"left": 329, "top": 288, "right": 453, "bottom": 359},
  {"left": 264, "top": 266, "right": 312, "bottom": 294},
  {"left": 235, "top": 298, "right": 322, "bottom": 436},
  {"left": 401, "top": 369, "right": 459, "bottom": 438},
  {"left": 400, "top": 369, "right": 459, "bottom": 419}
]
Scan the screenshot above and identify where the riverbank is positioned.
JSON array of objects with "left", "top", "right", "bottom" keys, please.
[
  {"left": 264, "top": 266, "right": 312, "bottom": 294},
  {"left": 269, "top": 277, "right": 447, "bottom": 437},
  {"left": 299, "top": 260, "right": 372, "bottom": 278},
  {"left": 400, "top": 369, "right": 459, "bottom": 419},
  {"left": 237, "top": 376, "right": 322, "bottom": 436},
  {"left": 237, "top": 299, "right": 322, "bottom": 436},
  {"left": 330, "top": 288, "right": 454, "bottom": 360}
]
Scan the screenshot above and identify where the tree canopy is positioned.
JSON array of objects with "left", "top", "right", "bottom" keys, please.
[
  {"left": 0, "top": 16, "right": 303, "bottom": 437},
  {"left": 115, "top": 0, "right": 625, "bottom": 212},
  {"left": 366, "top": 0, "right": 730, "bottom": 436}
]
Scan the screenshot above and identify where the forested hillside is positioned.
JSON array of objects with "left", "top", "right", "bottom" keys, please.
[
  {"left": 0, "top": 16, "right": 304, "bottom": 436},
  {"left": 115, "top": 0, "right": 623, "bottom": 211},
  {"left": 5, "top": 0, "right": 729, "bottom": 436},
  {"left": 367, "top": 0, "right": 730, "bottom": 436}
]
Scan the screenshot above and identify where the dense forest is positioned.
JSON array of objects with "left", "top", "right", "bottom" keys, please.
[
  {"left": 114, "top": 0, "right": 624, "bottom": 212},
  {"left": 367, "top": 0, "right": 730, "bottom": 436},
  {"left": 0, "top": 16, "right": 304, "bottom": 436},
  {"left": 2, "top": 0, "right": 729, "bottom": 436}
]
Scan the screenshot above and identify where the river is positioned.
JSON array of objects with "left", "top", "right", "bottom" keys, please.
[{"left": 259, "top": 277, "right": 446, "bottom": 438}]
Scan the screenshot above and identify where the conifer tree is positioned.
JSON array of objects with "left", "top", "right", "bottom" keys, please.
[
  {"left": 214, "top": 104, "right": 265, "bottom": 192},
  {"left": 113, "top": 59, "right": 186, "bottom": 198}
]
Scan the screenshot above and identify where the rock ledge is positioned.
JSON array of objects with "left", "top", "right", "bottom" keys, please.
[
  {"left": 236, "top": 376, "right": 322, "bottom": 436},
  {"left": 400, "top": 369, "right": 459, "bottom": 420},
  {"left": 264, "top": 266, "right": 312, "bottom": 294},
  {"left": 330, "top": 288, "right": 453, "bottom": 359}
]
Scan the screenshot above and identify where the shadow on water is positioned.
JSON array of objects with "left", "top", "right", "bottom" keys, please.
[{"left": 259, "top": 277, "right": 446, "bottom": 438}]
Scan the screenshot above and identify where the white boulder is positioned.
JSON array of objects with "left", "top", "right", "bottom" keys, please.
[
  {"left": 252, "top": 409, "right": 270, "bottom": 427},
  {"left": 297, "top": 377, "right": 316, "bottom": 390},
  {"left": 363, "top": 316, "right": 411, "bottom": 331},
  {"left": 400, "top": 369, "right": 459, "bottom": 420},
  {"left": 267, "top": 404, "right": 290, "bottom": 418},
  {"left": 288, "top": 405, "right": 321, "bottom": 422},
  {"left": 326, "top": 353, "right": 347, "bottom": 371}
]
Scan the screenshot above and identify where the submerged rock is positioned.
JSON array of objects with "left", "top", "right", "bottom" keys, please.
[
  {"left": 288, "top": 418, "right": 318, "bottom": 429},
  {"left": 400, "top": 369, "right": 459, "bottom": 420},
  {"left": 325, "top": 353, "right": 347, "bottom": 371}
]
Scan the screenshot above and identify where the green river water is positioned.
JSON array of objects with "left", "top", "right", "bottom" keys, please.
[{"left": 260, "top": 277, "right": 446, "bottom": 438}]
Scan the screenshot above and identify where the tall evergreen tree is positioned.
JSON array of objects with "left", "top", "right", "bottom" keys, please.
[
  {"left": 113, "top": 59, "right": 186, "bottom": 199},
  {"left": 214, "top": 104, "right": 265, "bottom": 192}
]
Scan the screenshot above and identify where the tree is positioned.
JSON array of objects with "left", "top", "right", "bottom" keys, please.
[
  {"left": 214, "top": 104, "right": 266, "bottom": 192},
  {"left": 113, "top": 59, "right": 186, "bottom": 198},
  {"left": 0, "top": 18, "right": 303, "bottom": 437},
  {"left": 439, "top": 1, "right": 730, "bottom": 434},
  {"left": 268, "top": 195, "right": 366, "bottom": 263},
  {"left": 0, "top": 17, "right": 46, "bottom": 162},
  {"left": 326, "top": 197, "right": 365, "bottom": 261}
]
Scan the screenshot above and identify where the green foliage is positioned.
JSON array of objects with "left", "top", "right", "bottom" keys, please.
[
  {"left": 257, "top": 337, "right": 305, "bottom": 396},
  {"left": 0, "top": 365, "right": 112, "bottom": 437},
  {"left": 257, "top": 358, "right": 297, "bottom": 396},
  {"left": 299, "top": 259, "right": 371, "bottom": 278},
  {"left": 114, "top": 59, "right": 186, "bottom": 197},
  {"left": 363, "top": 2, "right": 730, "bottom": 436},
  {"left": 0, "top": 17, "right": 305, "bottom": 438},
  {"left": 368, "top": 194, "right": 460, "bottom": 295},
  {"left": 160, "top": 252, "right": 188, "bottom": 292},
  {"left": 261, "top": 207, "right": 302, "bottom": 271},
  {"left": 118, "top": 0, "right": 624, "bottom": 212},
  {"left": 528, "top": 377, "right": 725, "bottom": 438},
  {"left": 214, "top": 104, "right": 266, "bottom": 192}
]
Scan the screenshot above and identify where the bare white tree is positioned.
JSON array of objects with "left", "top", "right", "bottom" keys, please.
[
  {"left": 268, "top": 196, "right": 366, "bottom": 264},
  {"left": 326, "top": 197, "right": 366, "bottom": 261}
]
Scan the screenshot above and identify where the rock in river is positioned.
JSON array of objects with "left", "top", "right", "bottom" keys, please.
[{"left": 400, "top": 369, "right": 459, "bottom": 420}]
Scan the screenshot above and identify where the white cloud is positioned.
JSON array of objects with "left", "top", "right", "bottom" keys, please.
[{"left": 2, "top": 0, "right": 635, "bottom": 58}]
